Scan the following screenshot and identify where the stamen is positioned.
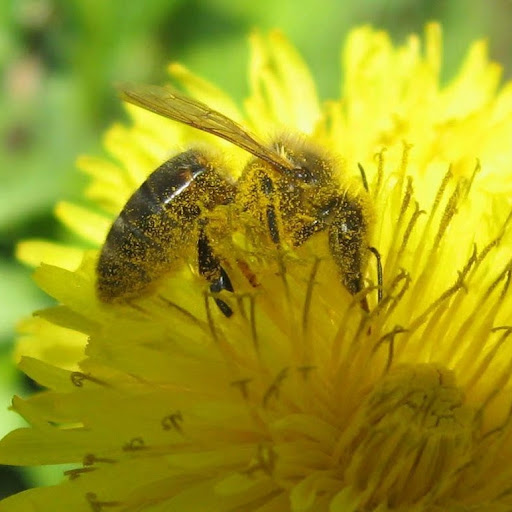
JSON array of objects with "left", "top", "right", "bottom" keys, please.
[
  {"left": 256, "top": 444, "right": 277, "bottom": 476},
  {"left": 64, "top": 467, "right": 96, "bottom": 480},
  {"left": 83, "top": 454, "right": 116, "bottom": 465},
  {"left": 432, "top": 181, "right": 462, "bottom": 250},
  {"left": 373, "top": 326, "right": 408, "bottom": 373},
  {"left": 157, "top": 294, "right": 205, "bottom": 328},
  {"left": 85, "top": 492, "right": 121, "bottom": 511},
  {"left": 276, "top": 249, "right": 291, "bottom": 304},
  {"left": 330, "top": 282, "right": 389, "bottom": 367},
  {"left": 465, "top": 327, "right": 512, "bottom": 392},
  {"left": 125, "top": 300, "right": 151, "bottom": 317},
  {"left": 378, "top": 269, "right": 411, "bottom": 324},
  {"left": 471, "top": 209, "right": 512, "bottom": 269},
  {"left": 161, "top": 411, "right": 183, "bottom": 432},
  {"left": 427, "top": 165, "right": 453, "bottom": 226},
  {"left": 204, "top": 291, "right": 246, "bottom": 367},
  {"left": 262, "top": 368, "right": 289, "bottom": 408},
  {"left": 481, "top": 394, "right": 512, "bottom": 440},
  {"left": 235, "top": 293, "right": 247, "bottom": 320},
  {"left": 297, "top": 365, "right": 315, "bottom": 380},
  {"left": 414, "top": 165, "right": 453, "bottom": 265},
  {"left": 204, "top": 292, "right": 219, "bottom": 344},
  {"left": 70, "top": 372, "right": 108, "bottom": 388},
  {"left": 368, "top": 247, "right": 383, "bottom": 304},
  {"left": 243, "top": 444, "right": 277, "bottom": 477},
  {"left": 483, "top": 263, "right": 512, "bottom": 303},
  {"left": 398, "top": 176, "right": 414, "bottom": 223},
  {"left": 372, "top": 148, "right": 385, "bottom": 201},
  {"left": 122, "top": 437, "right": 146, "bottom": 451},
  {"left": 451, "top": 262, "right": 512, "bottom": 367},
  {"left": 302, "top": 257, "right": 321, "bottom": 336},
  {"left": 357, "top": 163, "right": 369, "bottom": 192},
  {"left": 231, "top": 378, "right": 252, "bottom": 400},
  {"left": 395, "top": 201, "right": 425, "bottom": 264},
  {"left": 249, "top": 293, "right": 259, "bottom": 353},
  {"left": 461, "top": 159, "right": 481, "bottom": 201},
  {"left": 384, "top": 176, "right": 415, "bottom": 277},
  {"left": 398, "top": 141, "right": 412, "bottom": 179},
  {"left": 408, "top": 260, "right": 469, "bottom": 333}
]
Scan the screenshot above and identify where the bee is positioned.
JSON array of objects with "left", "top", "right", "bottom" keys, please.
[{"left": 96, "top": 84, "right": 374, "bottom": 315}]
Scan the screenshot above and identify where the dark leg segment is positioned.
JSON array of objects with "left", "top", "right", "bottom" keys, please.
[
  {"left": 328, "top": 197, "right": 370, "bottom": 312},
  {"left": 261, "top": 175, "right": 281, "bottom": 245},
  {"left": 198, "top": 227, "right": 234, "bottom": 318}
]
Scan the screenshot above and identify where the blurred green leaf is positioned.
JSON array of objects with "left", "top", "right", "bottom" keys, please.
[{"left": 0, "top": 261, "right": 50, "bottom": 343}]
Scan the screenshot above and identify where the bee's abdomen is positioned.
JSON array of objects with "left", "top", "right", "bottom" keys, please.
[{"left": 97, "top": 150, "right": 234, "bottom": 302}]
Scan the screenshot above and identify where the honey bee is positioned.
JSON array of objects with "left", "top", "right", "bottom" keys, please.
[{"left": 97, "top": 84, "right": 373, "bottom": 315}]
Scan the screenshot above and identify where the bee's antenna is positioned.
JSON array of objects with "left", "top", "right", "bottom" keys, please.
[
  {"left": 369, "top": 246, "right": 383, "bottom": 303},
  {"left": 358, "top": 163, "right": 369, "bottom": 192}
]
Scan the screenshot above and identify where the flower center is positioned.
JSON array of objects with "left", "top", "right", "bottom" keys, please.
[{"left": 336, "top": 363, "right": 477, "bottom": 509}]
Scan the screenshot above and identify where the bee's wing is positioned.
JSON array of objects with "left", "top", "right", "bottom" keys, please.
[{"left": 119, "top": 83, "right": 294, "bottom": 172}]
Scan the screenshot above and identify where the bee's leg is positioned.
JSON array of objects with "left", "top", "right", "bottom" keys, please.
[
  {"left": 328, "top": 197, "right": 369, "bottom": 312},
  {"left": 260, "top": 174, "right": 281, "bottom": 245},
  {"left": 198, "top": 226, "right": 234, "bottom": 318},
  {"left": 235, "top": 163, "right": 282, "bottom": 246}
]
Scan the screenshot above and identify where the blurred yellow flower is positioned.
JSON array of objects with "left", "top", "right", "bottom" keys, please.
[{"left": 2, "top": 24, "right": 512, "bottom": 511}]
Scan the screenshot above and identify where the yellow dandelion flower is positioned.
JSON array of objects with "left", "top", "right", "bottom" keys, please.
[{"left": 2, "top": 24, "right": 512, "bottom": 512}]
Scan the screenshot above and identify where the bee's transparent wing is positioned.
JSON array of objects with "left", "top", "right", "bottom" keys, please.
[{"left": 119, "top": 83, "right": 294, "bottom": 171}]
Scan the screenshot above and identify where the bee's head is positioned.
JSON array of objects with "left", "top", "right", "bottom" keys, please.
[
  {"left": 272, "top": 138, "right": 334, "bottom": 188},
  {"left": 268, "top": 139, "right": 342, "bottom": 231}
]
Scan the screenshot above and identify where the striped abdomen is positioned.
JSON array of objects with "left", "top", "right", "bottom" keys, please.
[{"left": 96, "top": 149, "right": 235, "bottom": 302}]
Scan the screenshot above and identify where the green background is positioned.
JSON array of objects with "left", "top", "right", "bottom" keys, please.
[{"left": 1, "top": 0, "right": 511, "bottom": 498}]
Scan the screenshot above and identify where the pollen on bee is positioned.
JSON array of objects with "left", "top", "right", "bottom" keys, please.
[{"left": 97, "top": 83, "right": 377, "bottom": 322}]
